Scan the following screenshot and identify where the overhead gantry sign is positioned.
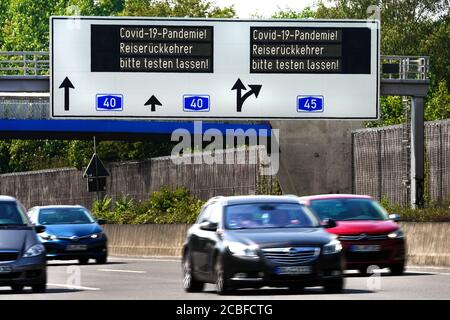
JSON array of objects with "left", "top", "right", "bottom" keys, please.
[{"left": 51, "top": 17, "right": 379, "bottom": 120}]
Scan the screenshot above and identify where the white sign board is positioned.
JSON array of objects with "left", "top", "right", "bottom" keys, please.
[{"left": 51, "top": 17, "right": 379, "bottom": 120}]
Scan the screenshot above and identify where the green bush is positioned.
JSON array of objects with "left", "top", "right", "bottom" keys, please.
[
  {"left": 381, "top": 197, "right": 450, "bottom": 222},
  {"left": 91, "top": 187, "right": 204, "bottom": 224}
]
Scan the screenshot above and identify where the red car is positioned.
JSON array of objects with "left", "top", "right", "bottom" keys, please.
[{"left": 299, "top": 194, "right": 406, "bottom": 275}]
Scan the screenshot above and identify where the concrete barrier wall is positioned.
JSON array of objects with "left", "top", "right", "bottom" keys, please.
[
  {"left": 103, "top": 222, "right": 450, "bottom": 267},
  {"left": 400, "top": 222, "right": 450, "bottom": 267},
  {"left": 103, "top": 224, "right": 191, "bottom": 257}
]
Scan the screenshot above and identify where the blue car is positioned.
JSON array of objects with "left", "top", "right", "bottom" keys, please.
[{"left": 27, "top": 205, "right": 107, "bottom": 264}]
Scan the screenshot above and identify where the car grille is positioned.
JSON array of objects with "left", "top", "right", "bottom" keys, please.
[
  {"left": 262, "top": 247, "right": 320, "bottom": 265},
  {"left": 0, "top": 272, "right": 21, "bottom": 279},
  {"left": 0, "top": 251, "right": 19, "bottom": 262},
  {"left": 339, "top": 234, "right": 388, "bottom": 241},
  {"left": 56, "top": 235, "right": 92, "bottom": 241}
]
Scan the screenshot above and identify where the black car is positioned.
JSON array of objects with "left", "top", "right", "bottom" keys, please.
[
  {"left": 0, "top": 196, "right": 47, "bottom": 293},
  {"left": 182, "top": 195, "right": 345, "bottom": 295}
]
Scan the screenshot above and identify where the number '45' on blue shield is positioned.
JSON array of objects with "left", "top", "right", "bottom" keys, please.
[{"left": 297, "top": 95, "right": 324, "bottom": 113}]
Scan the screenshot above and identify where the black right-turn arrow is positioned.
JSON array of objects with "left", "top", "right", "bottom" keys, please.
[
  {"left": 59, "top": 77, "right": 74, "bottom": 111},
  {"left": 144, "top": 95, "right": 162, "bottom": 112},
  {"left": 231, "top": 78, "right": 262, "bottom": 112}
]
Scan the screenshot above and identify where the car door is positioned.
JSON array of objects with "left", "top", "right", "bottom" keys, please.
[
  {"left": 204, "top": 204, "right": 223, "bottom": 278},
  {"left": 195, "top": 203, "right": 222, "bottom": 275},
  {"left": 190, "top": 204, "right": 213, "bottom": 274}
]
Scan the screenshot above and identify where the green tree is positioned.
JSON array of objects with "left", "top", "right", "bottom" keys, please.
[
  {"left": 121, "top": 0, "right": 235, "bottom": 18},
  {"left": 0, "top": 0, "right": 10, "bottom": 47},
  {"left": 366, "top": 96, "right": 405, "bottom": 127},
  {"left": 0, "top": 141, "right": 11, "bottom": 173},
  {"left": 425, "top": 80, "right": 450, "bottom": 121},
  {"left": 7, "top": 140, "right": 69, "bottom": 171},
  {"left": 421, "top": 18, "right": 450, "bottom": 88},
  {"left": 67, "top": 140, "right": 93, "bottom": 169},
  {"left": 272, "top": 6, "right": 315, "bottom": 19},
  {"left": 1, "top": 0, "right": 124, "bottom": 51}
]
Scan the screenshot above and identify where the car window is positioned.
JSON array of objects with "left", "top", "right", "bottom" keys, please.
[
  {"left": 38, "top": 208, "right": 95, "bottom": 225},
  {"left": 0, "top": 202, "right": 28, "bottom": 225},
  {"left": 208, "top": 204, "right": 222, "bottom": 225},
  {"left": 309, "top": 198, "right": 389, "bottom": 221},
  {"left": 196, "top": 205, "right": 213, "bottom": 224},
  {"left": 27, "top": 208, "right": 37, "bottom": 222},
  {"left": 224, "top": 202, "right": 320, "bottom": 230}
]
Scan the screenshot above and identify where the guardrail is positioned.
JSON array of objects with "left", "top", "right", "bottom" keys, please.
[
  {"left": 381, "top": 56, "right": 430, "bottom": 81},
  {"left": 0, "top": 51, "right": 49, "bottom": 76},
  {"left": 0, "top": 52, "right": 430, "bottom": 81}
]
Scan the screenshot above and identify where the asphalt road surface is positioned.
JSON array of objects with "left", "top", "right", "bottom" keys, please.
[{"left": 1, "top": 257, "right": 449, "bottom": 300}]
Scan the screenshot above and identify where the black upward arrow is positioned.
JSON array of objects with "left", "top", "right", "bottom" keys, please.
[
  {"left": 59, "top": 77, "right": 74, "bottom": 111},
  {"left": 231, "top": 78, "right": 262, "bottom": 112},
  {"left": 144, "top": 95, "right": 162, "bottom": 112}
]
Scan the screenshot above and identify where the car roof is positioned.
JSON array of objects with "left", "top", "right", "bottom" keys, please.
[
  {"left": 299, "top": 194, "right": 373, "bottom": 202},
  {"left": 207, "top": 195, "right": 301, "bottom": 206},
  {"left": 0, "top": 195, "right": 17, "bottom": 202},
  {"left": 34, "top": 205, "right": 85, "bottom": 210}
]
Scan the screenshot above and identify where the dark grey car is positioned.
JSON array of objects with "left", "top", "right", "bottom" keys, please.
[{"left": 0, "top": 196, "right": 47, "bottom": 293}]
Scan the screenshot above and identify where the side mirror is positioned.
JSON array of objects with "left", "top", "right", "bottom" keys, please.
[
  {"left": 199, "top": 221, "right": 218, "bottom": 232},
  {"left": 97, "top": 219, "right": 106, "bottom": 225},
  {"left": 34, "top": 225, "right": 46, "bottom": 234},
  {"left": 322, "top": 218, "right": 337, "bottom": 229},
  {"left": 389, "top": 214, "right": 400, "bottom": 222}
]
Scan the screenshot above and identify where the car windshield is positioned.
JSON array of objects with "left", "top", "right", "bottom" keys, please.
[
  {"left": 309, "top": 198, "right": 389, "bottom": 221},
  {"left": 38, "top": 208, "right": 95, "bottom": 225},
  {"left": 0, "top": 202, "right": 27, "bottom": 225},
  {"left": 224, "top": 202, "right": 320, "bottom": 230}
]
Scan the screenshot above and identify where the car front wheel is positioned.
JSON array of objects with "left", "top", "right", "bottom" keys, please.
[
  {"left": 323, "top": 278, "right": 344, "bottom": 293},
  {"left": 11, "top": 285, "right": 24, "bottom": 293},
  {"left": 215, "top": 257, "right": 233, "bottom": 295},
  {"left": 32, "top": 283, "right": 46, "bottom": 293},
  {"left": 182, "top": 253, "right": 204, "bottom": 293},
  {"left": 95, "top": 256, "right": 108, "bottom": 264},
  {"left": 390, "top": 263, "right": 405, "bottom": 275}
]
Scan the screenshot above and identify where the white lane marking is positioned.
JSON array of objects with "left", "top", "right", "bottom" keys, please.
[
  {"left": 48, "top": 283, "right": 100, "bottom": 291},
  {"left": 109, "top": 257, "right": 450, "bottom": 276},
  {"left": 97, "top": 268, "right": 146, "bottom": 274}
]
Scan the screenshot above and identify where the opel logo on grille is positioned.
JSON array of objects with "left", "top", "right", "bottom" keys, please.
[
  {"left": 288, "top": 248, "right": 297, "bottom": 256},
  {"left": 357, "top": 233, "right": 368, "bottom": 240},
  {"left": 70, "top": 236, "right": 80, "bottom": 242}
]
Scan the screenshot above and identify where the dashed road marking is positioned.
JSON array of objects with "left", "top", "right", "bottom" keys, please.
[
  {"left": 97, "top": 268, "right": 146, "bottom": 274},
  {"left": 48, "top": 283, "right": 100, "bottom": 291}
]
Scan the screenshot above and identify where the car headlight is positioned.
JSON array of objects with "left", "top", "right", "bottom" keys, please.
[
  {"left": 23, "top": 244, "right": 46, "bottom": 258},
  {"left": 323, "top": 239, "right": 343, "bottom": 255},
  {"left": 39, "top": 233, "right": 57, "bottom": 240},
  {"left": 387, "top": 229, "right": 404, "bottom": 239},
  {"left": 228, "top": 242, "right": 259, "bottom": 258},
  {"left": 90, "top": 233, "right": 104, "bottom": 239}
]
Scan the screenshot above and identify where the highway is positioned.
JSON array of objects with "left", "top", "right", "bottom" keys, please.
[{"left": 0, "top": 257, "right": 449, "bottom": 300}]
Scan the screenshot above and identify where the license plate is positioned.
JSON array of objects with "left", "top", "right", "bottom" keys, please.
[
  {"left": 0, "top": 266, "right": 12, "bottom": 273},
  {"left": 275, "top": 266, "right": 312, "bottom": 275},
  {"left": 351, "top": 245, "right": 381, "bottom": 252},
  {"left": 66, "top": 244, "right": 88, "bottom": 251}
]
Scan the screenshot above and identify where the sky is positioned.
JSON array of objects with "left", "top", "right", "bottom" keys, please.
[{"left": 214, "top": 0, "right": 317, "bottom": 18}]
